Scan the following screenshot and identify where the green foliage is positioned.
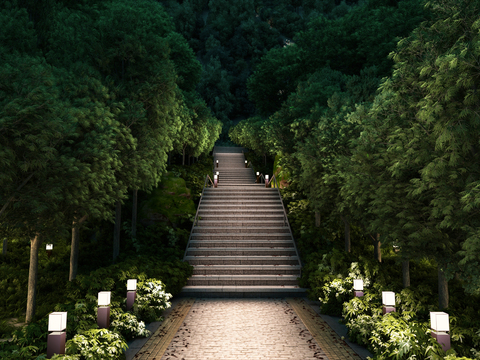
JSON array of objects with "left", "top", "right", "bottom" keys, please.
[
  {"left": 110, "top": 308, "right": 150, "bottom": 340},
  {"left": 65, "top": 329, "right": 127, "bottom": 360},
  {"left": 133, "top": 279, "right": 172, "bottom": 323}
]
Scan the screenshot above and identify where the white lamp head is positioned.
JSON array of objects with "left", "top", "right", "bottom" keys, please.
[
  {"left": 382, "top": 291, "right": 395, "bottom": 306},
  {"left": 46, "top": 244, "right": 53, "bottom": 250},
  {"left": 98, "top": 291, "right": 111, "bottom": 306},
  {"left": 245, "top": 160, "right": 247, "bottom": 163},
  {"left": 214, "top": 175, "right": 218, "bottom": 180},
  {"left": 265, "top": 175, "right": 269, "bottom": 180},
  {"left": 353, "top": 279, "right": 364, "bottom": 291},
  {"left": 430, "top": 312, "right": 449, "bottom": 332},
  {"left": 127, "top": 279, "right": 137, "bottom": 291},
  {"left": 256, "top": 172, "right": 259, "bottom": 176},
  {"left": 216, "top": 171, "right": 219, "bottom": 175},
  {"left": 216, "top": 160, "right": 218, "bottom": 163},
  {"left": 48, "top": 312, "right": 67, "bottom": 332}
]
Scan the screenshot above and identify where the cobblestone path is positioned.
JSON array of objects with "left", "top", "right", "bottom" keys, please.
[{"left": 160, "top": 298, "right": 329, "bottom": 360}]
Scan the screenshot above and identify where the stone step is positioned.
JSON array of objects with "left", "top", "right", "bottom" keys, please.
[
  {"left": 196, "top": 220, "right": 286, "bottom": 227},
  {"left": 202, "top": 195, "right": 279, "bottom": 200},
  {"left": 197, "top": 211, "right": 284, "bottom": 217},
  {"left": 184, "top": 255, "right": 299, "bottom": 265},
  {"left": 197, "top": 215, "right": 285, "bottom": 222},
  {"left": 186, "top": 248, "right": 297, "bottom": 257},
  {"left": 192, "top": 226, "right": 290, "bottom": 234},
  {"left": 190, "top": 233, "right": 292, "bottom": 240},
  {"left": 186, "top": 275, "right": 299, "bottom": 286},
  {"left": 201, "top": 199, "right": 281, "bottom": 205},
  {"left": 179, "top": 285, "right": 307, "bottom": 298},
  {"left": 192, "top": 264, "right": 301, "bottom": 275},
  {"left": 198, "top": 204, "right": 283, "bottom": 211},
  {"left": 188, "top": 240, "right": 294, "bottom": 248}
]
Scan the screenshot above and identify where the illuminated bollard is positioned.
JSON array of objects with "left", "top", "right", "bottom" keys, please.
[
  {"left": 47, "top": 312, "right": 67, "bottom": 358},
  {"left": 265, "top": 175, "right": 269, "bottom": 188},
  {"left": 382, "top": 291, "right": 396, "bottom": 314},
  {"left": 245, "top": 160, "right": 248, "bottom": 168},
  {"left": 97, "top": 291, "right": 111, "bottom": 329},
  {"left": 430, "top": 312, "right": 451, "bottom": 351},
  {"left": 214, "top": 174, "right": 218, "bottom": 188},
  {"left": 216, "top": 171, "right": 219, "bottom": 182},
  {"left": 216, "top": 160, "right": 219, "bottom": 168},
  {"left": 46, "top": 244, "right": 53, "bottom": 258},
  {"left": 256, "top": 172, "right": 260, "bottom": 183},
  {"left": 353, "top": 279, "right": 364, "bottom": 297},
  {"left": 126, "top": 279, "right": 137, "bottom": 311}
]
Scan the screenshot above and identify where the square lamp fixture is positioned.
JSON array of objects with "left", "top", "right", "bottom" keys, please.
[
  {"left": 98, "top": 291, "right": 111, "bottom": 306},
  {"left": 46, "top": 244, "right": 53, "bottom": 250},
  {"left": 216, "top": 171, "right": 219, "bottom": 176},
  {"left": 127, "top": 279, "right": 137, "bottom": 291},
  {"left": 256, "top": 172, "right": 259, "bottom": 176},
  {"left": 265, "top": 175, "right": 269, "bottom": 181},
  {"left": 353, "top": 279, "right": 363, "bottom": 291},
  {"left": 430, "top": 312, "right": 449, "bottom": 332},
  {"left": 382, "top": 291, "right": 395, "bottom": 306},
  {"left": 48, "top": 312, "right": 67, "bottom": 332},
  {"left": 214, "top": 174, "right": 218, "bottom": 180}
]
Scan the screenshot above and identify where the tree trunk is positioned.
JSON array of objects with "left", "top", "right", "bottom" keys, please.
[
  {"left": 26, "top": 232, "right": 42, "bottom": 323},
  {"left": 438, "top": 266, "right": 449, "bottom": 309},
  {"left": 341, "top": 216, "right": 350, "bottom": 253},
  {"left": 315, "top": 212, "right": 321, "bottom": 227},
  {"left": 2, "top": 239, "right": 7, "bottom": 255},
  {"left": 264, "top": 153, "right": 267, "bottom": 166},
  {"left": 132, "top": 189, "right": 138, "bottom": 239},
  {"left": 113, "top": 200, "right": 121, "bottom": 261},
  {"left": 371, "top": 233, "right": 382, "bottom": 262},
  {"left": 69, "top": 214, "right": 88, "bottom": 281},
  {"left": 402, "top": 260, "right": 410, "bottom": 288},
  {"left": 182, "top": 147, "right": 186, "bottom": 166}
]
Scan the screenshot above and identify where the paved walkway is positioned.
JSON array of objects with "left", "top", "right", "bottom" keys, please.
[{"left": 130, "top": 297, "right": 368, "bottom": 360}]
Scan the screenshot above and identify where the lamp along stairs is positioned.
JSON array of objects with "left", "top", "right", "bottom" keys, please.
[{"left": 181, "top": 146, "right": 306, "bottom": 297}]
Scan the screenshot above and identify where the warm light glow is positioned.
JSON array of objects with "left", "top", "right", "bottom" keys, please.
[
  {"left": 46, "top": 244, "right": 53, "bottom": 250},
  {"left": 216, "top": 171, "right": 219, "bottom": 176},
  {"left": 256, "top": 172, "right": 259, "bottom": 175},
  {"left": 265, "top": 175, "right": 269, "bottom": 180},
  {"left": 127, "top": 279, "right": 137, "bottom": 291},
  {"left": 353, "top": 279, "right": 363, "bottom": 290},
  {"left": 216, "top": 160, "right": 218, "bottom": 163},
  {"left": 382, "top": 291, "right": 395, "bottom": 306},
  {"left": 214, "top": 175, "right": 218, "bottom": 180},
  {"left": 430, "top": 312, "right": 449, "bottom": 332},
  {"left": 48, "top": 312, "right": 67, "bottom": 332},
  {"left": 98, "top": 291, "right": 111, "bottom": 306}
]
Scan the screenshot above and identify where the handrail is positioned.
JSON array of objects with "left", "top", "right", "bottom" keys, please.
[{"left": 183, "top": 174, "right": 214, "bottom": 261}]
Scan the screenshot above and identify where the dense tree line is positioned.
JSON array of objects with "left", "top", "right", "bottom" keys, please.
[
  {"left": 230, "top": 0, "right": 480, "bottom": 308},
  {"left": 0, "top": 0, "right": 221, "bottom": 322}
]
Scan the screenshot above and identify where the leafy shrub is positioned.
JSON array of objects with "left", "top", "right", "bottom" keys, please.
[
  {"left": 51, "top": 355, "right": 81, "bottom": 360},
  {"left": 65, "top": 329, "right": 127, "bottom": 360},
  {"left": 133, "top": 279, "right": 172, "bottom": 323},
  {"left": 110, "top": 308, "right": 150, "bottom": 340}
]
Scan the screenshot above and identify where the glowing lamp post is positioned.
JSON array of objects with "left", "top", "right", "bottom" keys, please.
[
  {"left": 382, "top": 291, "right": 396, "bottom": 314},
  {"left": 216, "top": 160, "right": 219, "bottom": 168},
  {"left": 245, "top": 160, "right": 248, "bottom": 168},
  {"left": 214, "top": 174, "right": 218, "bottom": 188},
  {"left": 430, "top": 312, "right": 450, "bottom": 351},
  {"left": 265, "top": 174, "right": 269, "bottom": 188},
  {"left": 46, "top": 244, "right": 53, "bottom": 257},
  {"left": 256, "top": 172, "right": 260, "bottom": 183},
  {"left": 47, "top": 312, "right": 67, "bottom": 358},
  {"left": 353, "top": 279, "right": 364, "bottom": 297},
  {"left": 97, "top": 291, "right": 111, "bottom": 329},
  {"left": 126, "top": 279, "right": 137, "bottom": 311},
  {"left": 216, "top": 171, "right": 219, "bottom": 182}
]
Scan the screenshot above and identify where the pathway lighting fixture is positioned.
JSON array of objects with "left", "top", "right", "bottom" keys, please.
[
  {"left": 216, "top": 171, "right": 219, "bottom": 181},
  {"left": 47, "top": 312, "right": 67, "bottom": 358},
  {"left": 353, "top": 279, "right": 364, "bottom": 297},
  {"left": 382, "top": 291, "right": 396, "bottom": 314},
  {"left": 245, "top": 160, "right": 248, "bottom": 168},
  {"left": 265, "top": 174, "right": 269, "bottom": 188},
  {"left": 256, "top": 172, "right": 260, "bottom": 183},
  {"left": 216, "top": 160, "right": 219, "bottom": 168},
  {"left": 46, "top": 244, "right": 53, "bottom": 257},
  {"left": 214, "top": 174, "right": 218, "bottom": 188},
  {"left": 126, "top": 279, "right": 137, "bottom": 311},
  {"left": 430, "top": 312, "right": 450, "bottom": 351},
  {"left": 97, "top": 291, "right": 111, "bottom": 328}
]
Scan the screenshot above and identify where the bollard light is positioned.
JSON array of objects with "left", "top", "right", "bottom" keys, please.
[
  {"left": 46, "top": 244, "right": 53, "bottom": 258},
  {"left": 430, "top": 312, "right": 450, "bottom": 351},
  {"left": 216, "top": 160, "right": 219, "bottom": 168},
  {"left": 214, "top": 174, "right": 218, "bottom": 188},
  {"left": 216, "top": 171, "right": 219, "bottom": 180},
  {"left": 382, "top": 291, "right": 396, "bottom": 314},
  {"left": 126, "top": 279, "right": 137, "bottom": 311},
  {"left": 353, "top": 279, "right": 364, "bottom": 297},
  {"left": 47, "top": 312, "right": 67, "bottom": 358},
  {"left": 97, "top": 291, "right": 111, "bottom": 329},
  {"left": 245, "top": 160, "right": 248, "bottom": 168},
  {"left": 256, "top": 172, "right": 260, "bottom": 183},
  {"left": 265, "top": 174, "right": 269, "bottom": 188}
]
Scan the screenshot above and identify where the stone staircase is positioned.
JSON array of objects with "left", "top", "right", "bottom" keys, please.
[{"left": 180, "top": 146, "right": 306, "bottom": 297}]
